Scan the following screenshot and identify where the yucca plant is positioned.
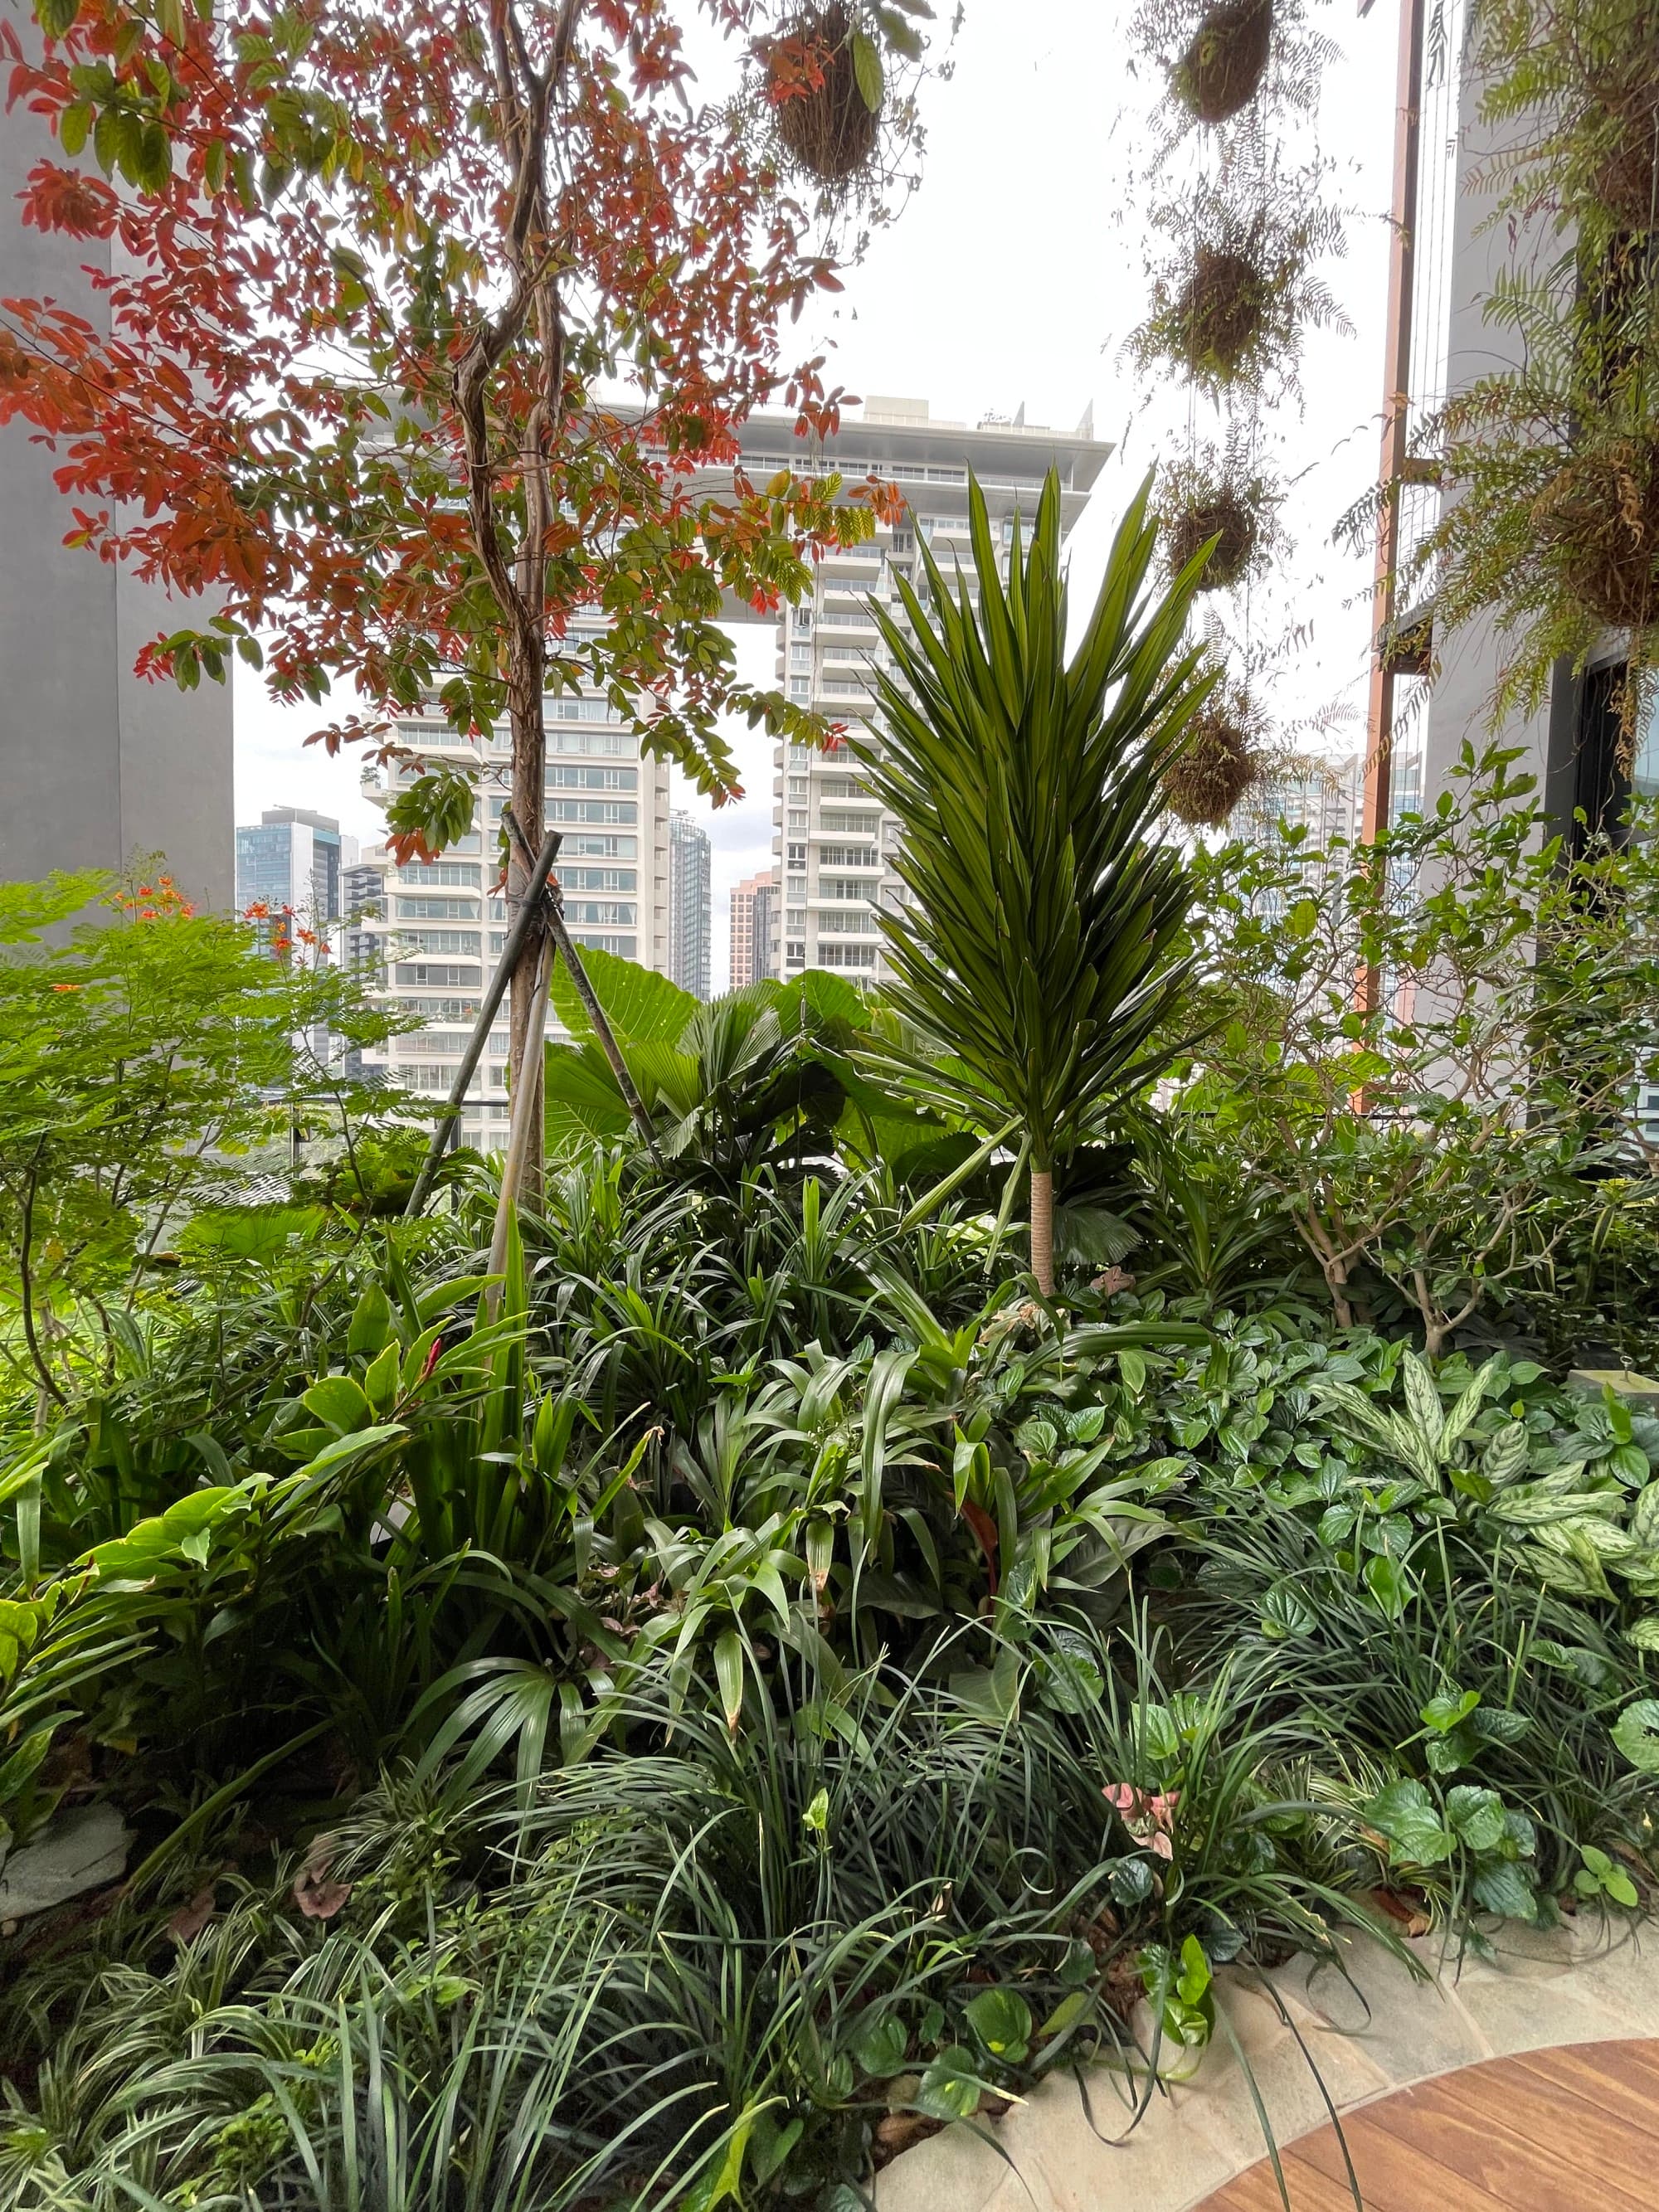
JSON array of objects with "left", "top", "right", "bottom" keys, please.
[{"left": 856, "top": 470, "right": 1217, "bottom": 1293}]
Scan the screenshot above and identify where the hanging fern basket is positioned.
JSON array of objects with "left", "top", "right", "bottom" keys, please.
[
  {"left": 1534, "top": 440, "right": 1659, "bottom": 630},
  {"left": 768, "top": 3, "right": 881, "bottom": 184},
  {"left": 1173, "top": 245, "right": 1269, "bottom": 382},
  {"left": 1174, "top": 0, "right": 1274, "bottom": 124},
  {"left": 1165, "top": 490, "right": 1258, "bottom": 590},
  {"left": 1165, "top": 711, "right": 1261, "bottom": 828}
]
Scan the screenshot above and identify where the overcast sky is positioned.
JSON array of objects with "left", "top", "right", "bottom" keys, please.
[{"left": 235, "top": 0, "right": 1398, "bottom": 977}]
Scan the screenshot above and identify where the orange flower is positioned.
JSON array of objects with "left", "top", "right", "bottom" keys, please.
[{"left": 51, "top": 981, "right": 81, "bottom": 992}]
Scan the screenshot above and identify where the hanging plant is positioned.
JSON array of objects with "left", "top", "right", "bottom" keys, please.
[
  {"left": 765, "top": 4, "right": 883, "bottom": 185},
  {"left": 1133, "top": 185, "right": 1347, "bottom": 396},
  {"left": 1533, "top": 436, "right": 1659, "bottom": 629},
  {"left": 1165, "top": 701, "right": 1262, "bottom": 827},
  {"left": 1593, "top": 80, "right": 1659, "bottom": 231},
  {"left": 1155, "top": 450, "right": 1279, "bottom": 590},
  {"left": 1173, "top": 0, "right": 1274, "bottom": 124},
  {"left": 1477, "top": 2, "right": 1659, "bottom": 240},
  {"left": 1131, "top": 0, "right": 1331, "bottom": 147}
]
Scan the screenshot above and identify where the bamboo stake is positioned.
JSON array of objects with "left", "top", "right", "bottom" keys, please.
[
  {"left": 403, "top": 826, "right": 563, "bottom": 1220},
  {"left": 501, "top": 808, "right": 662, "bottom": 1164}
]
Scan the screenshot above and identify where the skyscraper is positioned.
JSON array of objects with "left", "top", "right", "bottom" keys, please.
[
  {"left": 235, "top": 808, "right": 353, "bottom": 929},
  {"left": 352, "top": 679, "right": 673, "bottom": 1150},
  {"left": 668, "top": 811, "right": 713, "bottom": 1000},
  {"left": 0, "top": 7, "right": 233, "bottom": 910},
  {"left": 728, "top": 869, "right": 777, "bottom": 989},
  {"left": 727, "top": 397, "right": 1111, "bottom": 980}
]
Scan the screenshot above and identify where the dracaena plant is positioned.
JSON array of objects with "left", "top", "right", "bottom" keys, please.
[{"left": 852, "top": 469, "right": 1217, "bottom": 1295}]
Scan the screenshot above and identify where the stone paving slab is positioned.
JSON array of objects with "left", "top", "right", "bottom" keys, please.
[{"left": 875, "top": 1914, "right": 1657, "bottom": 2212}]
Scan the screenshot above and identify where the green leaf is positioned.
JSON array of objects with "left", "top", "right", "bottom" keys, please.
[
  {"left": 1605, "top": 1865, "right": 1641, "bottom": 1908},
  {"left": 1039, "top": 1988, "right": 1092, "bottom": 2041},
  {"left": 1472, "top": 1860, "right": 1538, "bottom": 1923},
  {"left": 58, "top": 100, "right": 91, "bottom": 155},
  {"left": 1107, "top": 1855, "right": 1155, "bottom": 1905},
  {"left": 1363, "top": 1777, "right": 1454, "bottom": 1865},
  {"left": 37, "top": 0, "right": 80, "bottom": 33},
  {"left": 847, "top": 2010, "right": 909, "bottom": 2078},
  {"left": 713, "top": 1629, "right": 745, "bottom": 1736},
  {"left": 963, "top": 1986, "right": 1032, "bottom": 2062},
  {"left": 1420, "top": 1689, "right": 1480, "bottom": 1733},
  {"left": 292, "top": 1423, "right": 405, "bottom": 1484},
  {"left": 1445, "top": 1784, "right": 1507, "bottom": 1855},
  {"left": 347, "top": 1284, "right": 392, "bottom": 1357},
  {"left": 1613, "top": 1699, "right": 1659, "bottom": 1773},
  {"left": 1259, "top": 1582, "right": 1316, "bottom": 1639},
  {"left": 1363, "top": 1553, "right": 1408, "bottom": 1617},
  {"left": 850, "top": 27, "right": 884, "bottom": 110},
  {"left": 916, "top": 2045, "right": 981, "bottom": 2120},
  {"left": 362, "top": 1340, "right": 401, "bottom": 1415},
  {"left": 302, "top": 1373, "right": 372, "bottom": 1435}
]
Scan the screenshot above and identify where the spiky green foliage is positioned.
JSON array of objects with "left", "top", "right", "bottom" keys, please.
[{"left": 853, "top": 469, "right": 1216, "bottom": 1287}]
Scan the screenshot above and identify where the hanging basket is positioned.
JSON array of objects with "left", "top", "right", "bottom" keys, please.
[
  {"left": 1165, "top": 711, "right": 1261, "bottom": 828},
  {"left": 1534, "top": 439, "right": 1659, "bottom": 630},
  {"left": 1172, "top": 245, "right": 1269, "bottom": 382},
  {"left": 767, "top": 3, "right": 881, "bottom": 184},
  {"left": 1165, "top": 489, "right": 1258, "bottom": 590},
  {"left": 1173, "top": 0, "right": 1274, "bottom": 124}
]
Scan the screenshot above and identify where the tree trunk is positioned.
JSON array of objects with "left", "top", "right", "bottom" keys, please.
[{"left": 1029, "top": 1164, "right": 1055, "bottom": 1297}]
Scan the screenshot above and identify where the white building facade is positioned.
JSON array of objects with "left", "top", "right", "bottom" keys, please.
[
  {"left": 353, "top": 678, "right": 671, "bottom": 1150},
  {"left": 727, "top": 397, "right": 1111, "bottom": 981}
]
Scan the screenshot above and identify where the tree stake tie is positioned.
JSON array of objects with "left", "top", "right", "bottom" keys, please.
[{"left": 500, "top": 808, "right": 662, "bottom": 1165}]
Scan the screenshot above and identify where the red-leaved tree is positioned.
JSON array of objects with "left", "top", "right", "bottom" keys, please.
[{"left": 2, "top": 0, "right": 929, "bottom": 1156}]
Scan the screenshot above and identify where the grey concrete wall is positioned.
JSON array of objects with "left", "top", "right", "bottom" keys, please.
[
  {"left": 1, "top": 2, "right": 232, "bottom": 912},
  {"left": 1421, "top": 42, "right": 1566, "bottom": 815}
]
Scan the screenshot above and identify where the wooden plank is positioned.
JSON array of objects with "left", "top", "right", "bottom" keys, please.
[
  {"left": 1198, "top": 2039, "right": 1659, "bottom": 2212},
  {"left": 1289, "top": 2108, "right": 1514, "bottom": 2212},
  {"left": 1204, "top": 2148, "right": 1373, "bottom": 2210},
  {"left": 1362, "top": 2066, "right": 1656, "bottom": 2210},
  {"left": 1423, "top": 2046, "right": 1659, "bottom": 2204},
  {"left": 1507, "top": 2044, "right": 1659, "bottom": 2148}
]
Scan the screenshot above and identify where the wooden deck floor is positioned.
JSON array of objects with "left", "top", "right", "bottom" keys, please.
[{"left": 1197, "top": 2038, "right": 1659, "bottom": 2210}]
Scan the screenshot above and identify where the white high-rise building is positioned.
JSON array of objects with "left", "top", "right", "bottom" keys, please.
[
  {"left": 726, "top": 397, "right": 1111, "bottom": 980},
  {"left": 353, "top": 680, "right": 671, "bottom": 1149}
]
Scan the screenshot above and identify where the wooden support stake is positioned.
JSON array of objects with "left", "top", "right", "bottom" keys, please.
[
  {"left": 403, "top": 826, "right": 563, "bottom": 1220},
  {"left": 501, "top": 808, "right": 662, "bottom": 1164}
]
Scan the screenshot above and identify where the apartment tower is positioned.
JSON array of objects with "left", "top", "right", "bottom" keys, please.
[
  {"left": 352, "top": 678, "right": 671, "bottom": 1149},
  {"left": 726, "top": 397, "right": 1111, "bottom": 980}
]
